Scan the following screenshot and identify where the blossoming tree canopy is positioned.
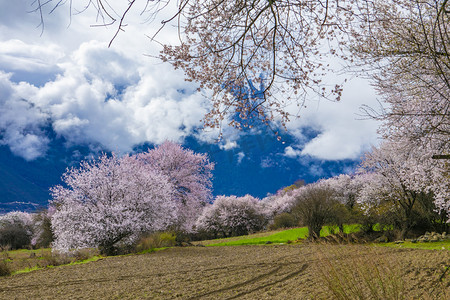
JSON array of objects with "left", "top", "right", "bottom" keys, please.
[
  {"left": 29, "top": 0, "right": 367, "bottom": 129},
  {"left": 30, "top": 1, "right": 449, "bottom": 134},
  {"left": 138, "top": 141, "right": 214, "bottom": 232},
  {"left": 49, "top": 142, "right": 213, "bottom": 254},
  {"left": 195, "top": 195, "right": 267, "bottom": 237},
  {"left": 359, "top": 139, "right": 449, "bottom": 238},
  {"left": 50, "top": 153, "right": 177, "bottom": 254}
]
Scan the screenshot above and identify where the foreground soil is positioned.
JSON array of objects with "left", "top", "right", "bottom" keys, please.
[{"left": 0, "top": 244, "right": 448, "bottom": 299}]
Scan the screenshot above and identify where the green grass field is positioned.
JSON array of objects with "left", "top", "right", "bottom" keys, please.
[
  {"left": 205, "top": 227, "right": 308, "bottom": 246},
  {"left": 380, "top": 240, "right": 450, "bottom": 250},
  {"left": 202, "top": 225, "right": 450, "bottom": 250},
  {"left": 204, "top": 224, "right": 361, "bottom": 246}
]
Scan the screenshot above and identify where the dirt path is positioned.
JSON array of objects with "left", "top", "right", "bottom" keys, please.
[{"left": 0, "top": 244, "right": 448, "bottom": 299}]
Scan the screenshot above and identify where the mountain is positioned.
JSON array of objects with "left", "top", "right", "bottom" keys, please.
[{"left": 0, "top": 130, "right": 360, "bottom": 213}]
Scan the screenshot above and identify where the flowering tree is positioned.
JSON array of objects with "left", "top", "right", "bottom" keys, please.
[
  {"left": 262, "top": 180, "right": 312, "bottom": 218},
  {"left": 318, "top": 174, "right": 360, "bottom": 208},
  {"left": 138, "top": 141, "right": 214, "bottom": 232},
  {"left": 360, "top": 139, "right": 449, "bottom": 238},
  {"left": 0, "top": 211, "right": 34, "bottom": 228},
  {"left": 51, "top": 153, "right": 177, "bottom": 255},
  {"left": 31, "top": 1, "right": 449, "bottom": 134},
  {"left": 261, "top": 191, "right": 297, "bottom": 218},
  {"left": 354, "top": 0, "right": 449, "bottom": 153},
  {"left": 316, "top": 174, "right": 372, "bottom": 232},
  {"left": 352, "top": 1, "right": 449, "bottom": 234},
  {"left": 195, "top": 195, "right": 267, "bottom": 237}
]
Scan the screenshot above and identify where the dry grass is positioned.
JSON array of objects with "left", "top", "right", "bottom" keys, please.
[
  {"left": 0, "top": 259, "right": 10, "bottom": 276},
  {"left": 315, "top": 243, "right": 449, "bottom": 299},
  {"left": 316, "top": 245, "right": 405, "bottom": 299},
  {"left": 0, "top": 247, "right": 100, "bottom": 276}
]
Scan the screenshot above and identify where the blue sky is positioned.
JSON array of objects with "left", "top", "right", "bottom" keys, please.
[{"left": 0, "top": 1, "right": 381, "bottom": 210}]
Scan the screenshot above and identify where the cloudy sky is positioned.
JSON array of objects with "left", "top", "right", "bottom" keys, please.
[{"left": 0, "top": 0, "right": 381, "bottom": 206}]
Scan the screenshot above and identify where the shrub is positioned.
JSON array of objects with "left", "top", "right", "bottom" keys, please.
[
  {"left": 269, "top": 213, "right": 298, "bottom": 230},
  {"left": 0, "top": 224, "right": 32, "bottom": 250},
  {"left": 40, "top": 253, "right": 72, "bottom": 267},
  {"left": 291, "top": 184, "right": 338, "bottom": 239},
  {"left": 135, "top": 232, "right": 177, "bottom": 252},
  {"left": 0, "top": 260, "right": 11, "bottom": 277}
]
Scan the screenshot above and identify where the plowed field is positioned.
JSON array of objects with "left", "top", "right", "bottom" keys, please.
[{"left": 0, "top": 244, "right": 448, "bottom": 299}]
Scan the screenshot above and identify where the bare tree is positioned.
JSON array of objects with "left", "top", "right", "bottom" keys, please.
[{"left": 291, "top": 184, "right": 337, "bottom": 239}]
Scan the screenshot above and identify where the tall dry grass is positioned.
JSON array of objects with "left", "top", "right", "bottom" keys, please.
[{"left": 314, "top": 243, "right": 448, "bottom": 299}]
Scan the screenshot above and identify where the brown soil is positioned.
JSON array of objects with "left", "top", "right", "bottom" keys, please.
[{"left": 0, "top": 244, "right": 448, "bottom": 299}]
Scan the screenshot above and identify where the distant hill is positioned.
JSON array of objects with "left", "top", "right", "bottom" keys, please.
[
  {"left": 0, "top": 131, "right": 360, "bottom": 214},
  {"left": 0, "top": 164, "right": 48, "bottom": 213},
  {"left": 0, "top": 145, "right": 65, "bottom": 213}
]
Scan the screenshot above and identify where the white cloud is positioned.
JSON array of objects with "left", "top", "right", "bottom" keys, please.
[
  {"left": 0, "top": 40, "right": 213, "bottom": 159},
  {"left": 37, "top": 42, "right": 208, "bottom": 153},
  {"left": 283, "top": 146, "right": 302, "bottom": 158},
  {"left": 300, "top": 130, "right": 370, "bottom": 160},
  {"left": 283, "top": 77, "right": 381, "bottom": 160},
  {"left": 0, "top": 39, "right": 64, "bottom": 71},
  {"left": 0, "top": 1, "right": 381, "bottom": 163},
  {"left": 236, "top": 152, "right": 245, "bottom": 164},
  {"left": 0, "top": 72, "right": 49, "bottom": 160},
  {"left": 220, "top": 140, "right": 238, "bottom": 151}
]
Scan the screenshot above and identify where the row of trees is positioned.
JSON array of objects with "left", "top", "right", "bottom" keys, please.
[
  {"left": 258, "top": 168, "right": 448, "bottom": 241},
  {"left": 1, "top": 156, "right": 446, "bottom": 253},
  {"left": 191, "top": 160, "right": 447, "bottom": 241}
]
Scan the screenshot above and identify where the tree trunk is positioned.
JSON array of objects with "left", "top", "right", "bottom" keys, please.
[{"left": 308, "top": 225, "right": 322, "bottom": 240}]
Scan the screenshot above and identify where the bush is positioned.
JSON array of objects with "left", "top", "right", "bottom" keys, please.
[
  {"left": 269, "top": 213, "right": 298, "bottom": 230},
  {"left": 0, "top": 260, "right": 11, "bottom": 277},
  {"left": 40, "top": 253, "right": 72, "bottom": 267},
  {"left": 135, "top": 232, "right": 177, "bottom": 253},
  {"left": 0, "top": 224, "right": 32, "bottom": 250},
  {"left": 291, "top": 184, "right": 338, "bottom": 239}
]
